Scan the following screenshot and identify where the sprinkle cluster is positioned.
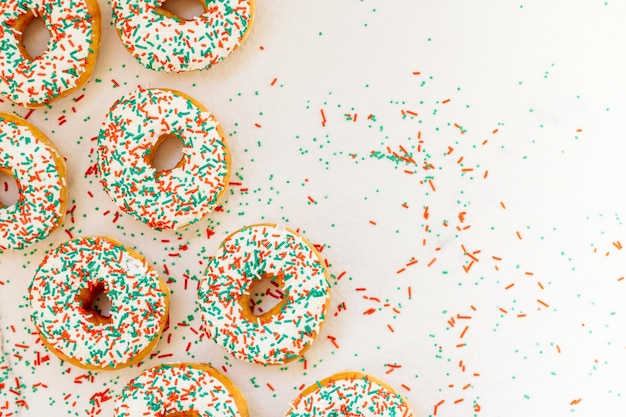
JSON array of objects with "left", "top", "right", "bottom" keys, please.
[
  {"left": 0, "top": 0, "right": 99, "bottom": 106},
  {"left": 0, "top": 114, "right": 65, "bottom": 250},
  {"left": 111, "top": 0, "right": 252, "bottom": 72},
  {"left": 198, "top": 224, "right": 331, "bottom": 365},
  {"left": 288, "top": 373, "right": 414, "bottom": 417},
  {"left": 113, "top": 363, "right": 244, "bottom": 417},
  {"left": 28, "top": 236, "right": 168, "bottom": 369},
  {"left": 98, "top": 87, "right": 230, "bottom": 230}
]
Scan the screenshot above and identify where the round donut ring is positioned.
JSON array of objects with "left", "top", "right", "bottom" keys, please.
[
  {"left": 287, "top": 371, "right": 415, "bottom": 417},
  {"left": 198, "top": 223, "right": 331, "bottom": 365},
  {"left": 0, "top": 113, "right": 67, "bottom": 251},
  {"left": 0, "top": 0, "right": 101, "bottom": 107},
  {"left": 111, "top": 0, "right": 254, "bottom": 72},
  {"left": 97, "top": 87, "right": 230, "bottom": 231},
  {"left": 114, "top": 363, "right": 249, "bottom": 417},
  {"left": 29, "top": 236, "right": 170, "bottom": 370}
]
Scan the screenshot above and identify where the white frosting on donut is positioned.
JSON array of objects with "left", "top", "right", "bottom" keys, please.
[
  {"left": 97, "top": 87, "right": 230, "bottom": 230},
  {"left": 288, "top": 373, "right": 414, "bottom": 417},
  {"left": 0, "top": 114, "right": 66, "bottom": 250},
  {"left": 198, "top": 224, "right": 331, "bottom": 365},
  {"left": 29, "top": 236, "right": 168, "bottom": 369},
  {"left": 111, "top": 0, "right": 253, "bottom": 72},
  {"left": 113, "top": 363, "right": 244, "bottom": 417},
  {"left": 0, "top": 0, "right": 100, "bottom": 106}
]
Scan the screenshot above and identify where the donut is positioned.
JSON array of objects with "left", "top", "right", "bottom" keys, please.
[
  {"left": 198, "top": 223, "right": 331, "bottom": 365},
  {"left": 114, "top": 363, "right": 249, "bottom": 417},
  {"left": 287, "top": 371, "right": 415, "bottom": 417},
  {"left": 0, "top": 113, "right": 67, "bottom": 251},
  {"left": 111, "top": 0, "right": 254, "bottom": 72},
  {"left": 0, "top": 0, "right": 101, "bottom": 107},
  {"left": 97, "top": 87, "right": 230, "bottom": 230},
  {"left": 28, "top": 236, "right": 170, "bottom": 370}
]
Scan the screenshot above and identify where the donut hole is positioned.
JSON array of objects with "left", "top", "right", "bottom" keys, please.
[
  {"left": 91, "top": 288, "right": 113, "bottom": 318},
  {"left": 0, "top": 170, "right": 20, "bottom": 207},
  {"left": 76, "top": 282, "right": 114, "bottom": 326},
  {"left": 15, "top": 12, "right": 51, "bottom": 60},
  {"left": 242, "top": 273, "right": 286, "bottom": 321},
  {"left": 159, "top": 0, "right": 207, "bottom": 21},
  {"left": 147, "top": 134, "right": 185, "bottom": 174}
]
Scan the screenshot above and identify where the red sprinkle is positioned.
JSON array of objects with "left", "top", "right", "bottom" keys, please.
[{"left": 327, "top": 335, "right": 339, "bottom": 348}]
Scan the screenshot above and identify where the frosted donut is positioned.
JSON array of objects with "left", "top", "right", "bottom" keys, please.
[
  {"left": 111, "top": 0, "right": 254, "bottom": 72},
  {"left": 97, "top": 87, "right": 230, "bottom": 230},
  {"left": 0, "top": 0, "right": 101, "bottom": 107},
  {"left": 287, "top": 372, "right": 415, "bottom": 417},
  {"left": 198, "top": 223, "right": 331, "bottom": 365},
  {"left": 0, "top": 113, "right": 67, "bottom": 251},
  {"left": 114, "top": 363, "right": 249, "bottom": 417},
  {"left": 28, "top": 236, "right": 170, "bottom": 370}
]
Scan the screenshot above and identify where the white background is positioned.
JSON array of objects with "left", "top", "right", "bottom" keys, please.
[{"left": 1, "top": 1, "right": 626, "bottom": 416}]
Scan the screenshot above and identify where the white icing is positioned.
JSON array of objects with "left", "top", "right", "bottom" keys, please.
[
  {"left": 198, "top": 224, "right": 331, "bottom": 365},
  {"left": 288, "top": 374, "right": 414, "bottom": 417},
  {"left": 97, "top": 87, "right": 230, "bottom": 230},
  {"left": 0, "top": 0, "right": 99, "bottom": 106},
  {"left": 29, "top": 236, "right": 168, "bottom": 369},
  {"left": 113, "top": 363, "right": 243, "bottom": 417},
  {"left": 0, "top": 115, "right": 65, "bottom": 250},
  {"left": 111, "top": 0, "right": 252, "bottom": 72}
]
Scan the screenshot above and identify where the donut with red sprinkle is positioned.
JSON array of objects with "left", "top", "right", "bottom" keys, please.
[
  {"left": 111, "top": 0, "right": 254, "bottom": 72},
  {"left": 287, "top": 371, "right": 415, "bottom": 417},
  {"left": 29, "top": 236, "right": 170, "bottom": 370},
  {"left": 0, "top": 0, "right": 101, "bottom": 107},
  {"left": 198, "top": 223, "right": 331, "bottom": 365},
  {"left": 113, "top": 363, "right": 249, "bottom": 417},
  {"left": 97, "top": 87, "right": 230, "bottom": 231},
  {"left": 0, "top": 113, "right": 67, "bottom": 251}
]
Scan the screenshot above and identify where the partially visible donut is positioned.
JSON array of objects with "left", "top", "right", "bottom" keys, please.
[
  {"left": 29, "top": 236, "right": 170, "bottom": 370},
  {"left": 97, "top": 87, "right": 230, "bottom": 230},
  {"left": 198, "top": 223, "right": 331, "bottom": 365},
  {"left": 287, "top": 371, "right": 415, "bottom": 417},
  {"left": 0, "top": 0, "right": 101, "bottom": 107},
  {"left": 0, "top": 113, "right": 67, "bottom": 250},
  {"left": 111, "top": 0, "right": 254, "bottom": 72},
  {"left": 113, "top": 363, "right": 249, "bottom": 417}
]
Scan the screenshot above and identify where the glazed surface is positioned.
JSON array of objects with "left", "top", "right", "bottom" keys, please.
[
  {"left": 0, "top": 0, "right": 100, "bottom": 106},
  {"left": 113, "top": 363, "right": 246, "bottom": 417},
  {"left": 0, "top": 114, "right": 65, "bottom": 250},
  {"left": 29, "top": 236, "right": 168, "bottom": 369},
  {"left": 288, "top": 372, "right": 414, "bottom": 417},
  {"left": 198, "top": 224, "right": 331, "bottom": 365},
  {"left": 111, "top": 0, "right": 253, "bottom": 72},
  {"left": 98, "top": 87, "right": 230, "bottom": 230}
]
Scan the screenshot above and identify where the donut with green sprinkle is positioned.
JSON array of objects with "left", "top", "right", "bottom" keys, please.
[
  {"left": 111, "top": 0, "right": 254, "bottom": 72},
  {"left": 97, "top": 87, "right": 231, "bottom": 231},
  {"left": 0, "top": 0, "right": 101, "bottom": 107},
  {"left": 0, "top": 113, "right": 67, "bottom": 251},
  {"left": 287, "top": 371, "right": 415, "bottom": 417},
  {"left": 114, "top": 363, "right": 249, "bottom": 417},
  {"left": 29, "top": 236, "right": 170, "bottom": 370},
  {"left": 198, "top": 223, "right": 331, "bottom": 365}
]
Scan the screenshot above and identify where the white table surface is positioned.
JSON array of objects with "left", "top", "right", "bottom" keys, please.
[{"left": 1, "top": 1, "right": 625, "bottom": 416}]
